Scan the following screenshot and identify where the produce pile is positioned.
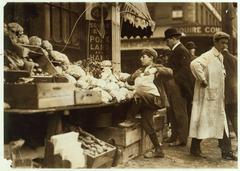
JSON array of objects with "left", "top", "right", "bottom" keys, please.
[
  {"left": 5, "top": 23, "right": 45, "bottom": 76},
  {"left": 75, "top": 59, "right": 135, "bottom": 103},
  {"left": 71, "top": 127, "right": 115, "bottom": 157},
  {"left": 4, "top": 22, "right": 135, "bottom": 103},
  {"left": 4, "top": 22, "right": 70, "bottom": 77}
]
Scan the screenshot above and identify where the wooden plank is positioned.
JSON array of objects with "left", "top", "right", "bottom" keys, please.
[
  {"left": 5, "top": 93, "right": 74, "bottom": 109},
  {"left": 117, "top": 140, "right": 140, "bottom": 164},
  {"left": 74, "top": 90, "right": 102, "bottom": 105},
  {"left": 92, "top": 124, "right": 141, "bottom": 147},
  {"left": 86, "top": 152, "right": 115, "bottom": 168},
  {"left": 4, "top": 83, "right": 75, "bottom": 109},
  {"left": 13, "top": 95, "right": 74, "bottom": 109},
  {"left": 5, "top": 83, "right": 38, "bottom": 100},
  {"left": 38, "top": 95, "right": 74, "bottom": 108},
  {"left": 111, "top": 4, "right": 121, "bottom": 73},
  {"left": 4, "top": 101, "right": 120, "bottom": 114},
  {"left": 36, "top": 83, "right": 75, "bottom": 98}
]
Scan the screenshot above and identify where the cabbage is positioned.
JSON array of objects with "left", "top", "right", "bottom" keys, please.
[
  {"left": 42, "top": 40, "right": 53, "bottom": 51},
  {"left": 18, "top": 34, "right": 29, "bottom": 44},
  {"left": 64, "top": 73, "right": 76, "bottom": 83},
  {"left": 8, "top": 22, "right": 24, "bottom": 34},
  {"left": 66, "top": 64, "right": 86, "bottom": 79},
  {"left": 29, "top": 36, "right": 42, "bottom": 46},
  {"left": 50, "top": 50, "right": 70, "bottom": 65}
]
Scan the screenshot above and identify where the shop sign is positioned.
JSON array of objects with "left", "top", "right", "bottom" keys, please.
[
  {"left": 176, "top": 26, "right": 221, "bottom": 35},
  {"left": 88, "top": 20, "right": 112, "bottom": 60},
  {"left": 86, "top": 3, "right": 111, "bottom": 20},
  {"left": 91, "top": 6, "right": 108, "bottom": 20}
]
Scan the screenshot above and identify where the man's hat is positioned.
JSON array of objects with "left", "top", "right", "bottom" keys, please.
[
  {"left": 141, "top": 48, "right": 158, "bottom": 59},
  {"left": 164, "top": 28, "right": 182, "bottom": 40},
  {"left": 213, "top": 31, "right": 230, "bottom": 42},
  {"left": 185, "top": 41, "right": 197, "bottom": 50}
]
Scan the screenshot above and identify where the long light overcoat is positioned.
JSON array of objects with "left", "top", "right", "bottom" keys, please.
[{"left": 189, "top": 47, "right": 228, "bottom": 139}]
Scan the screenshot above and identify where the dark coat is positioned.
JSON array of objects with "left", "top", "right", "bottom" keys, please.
[
  {"left": 223, "top": 51, "right": 237, "bottom": 104},
  {"left": 163, "top": 78, "right": 189, "bottom": 143},
  {"left": 168, "top": 43, "right": 195, "bottom": 102},
  {"left": 223, "top": 51, "right": 237, "bottom": 135}
]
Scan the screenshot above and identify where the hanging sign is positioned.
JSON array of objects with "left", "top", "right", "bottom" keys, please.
[
  {"left": 88, "top": 20, "right": 112, "bottom": 61},
  {"left": 91, "top": 6, "right": 108, "bottom": 20},
  {"left": 86, "top": 3, "right": 111, "bottom": 20}
]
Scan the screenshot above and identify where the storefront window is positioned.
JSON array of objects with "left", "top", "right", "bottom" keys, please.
[
  {"left": 49, "top": 3, "right": 83, "bottom": 47},
  {"left": 172, "top": 6, "right": 183, "bottom": 20}
]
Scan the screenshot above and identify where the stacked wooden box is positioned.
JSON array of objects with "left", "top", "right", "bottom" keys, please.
[
  {"left": 114, "top": 124, "right": 142, "bottom": 164},
  {"left": 90, "top": 123, "right": 142, "bottom": 164},
  {"left": 44, "top": 131, "right": 116, "bottom": 168},
  {"left": 90, "top": 108, "right": 166, "bottom": 164},
  {"left": 74, "top": 90, "right": 102, "bottom": 105},
  {"left": 4, "top": 83, "right": 75, "bottom": 109}
]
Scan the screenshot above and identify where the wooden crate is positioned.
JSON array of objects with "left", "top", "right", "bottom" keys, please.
[
  {"left": 90, "top": 124, "right": 141, "bottom": 147},
  {"left": 85, "top": 143, "right": 116, "bottom": 168},
  {"left": 4, "top": 83, "right": 75, "bottom": 109},
  {"left": 32, "top": 76, "right": 53, "bottom": 83},
  {"left": 77, "top": 129, "right": 117, "bottom": 168},
  {"left": 117, "top": 140, "right": 141, "bottom": 164},
  {"left": 74, "top": 90, "right": 102, "bottom": 105},
  {"left": 4, "top": 70, "right": 30, "bottom": 83},
  {"left": 44, "top": 136, "right": 115, "bottom": 168}
]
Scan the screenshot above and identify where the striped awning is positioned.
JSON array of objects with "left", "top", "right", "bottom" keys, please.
[{"left": 121, "top": 2, "right": 155, "bottom": 39}]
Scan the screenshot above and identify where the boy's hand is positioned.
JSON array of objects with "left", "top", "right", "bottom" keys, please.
[{"left": 200, "top": 80, "right": 208, "bottom": 88}]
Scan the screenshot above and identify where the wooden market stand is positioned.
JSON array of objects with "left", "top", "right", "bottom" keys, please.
[
  {"left": 4, "top": 100, "right": 129, "bottom": 139},
  {"left": 4, "top": 2, "right": 157, "bottom": 168}
]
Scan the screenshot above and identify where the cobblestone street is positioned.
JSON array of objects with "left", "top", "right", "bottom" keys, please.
[
  {"left": 3, "top": 134, "right": 238, "bottom": 169},
  {"left": 117, "top": 137, "right": 238, "bottom": 168}
]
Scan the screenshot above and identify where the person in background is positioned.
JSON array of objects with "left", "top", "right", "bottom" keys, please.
[
  {"left": 163, "top": 28, "right": 195, "bottom": 146},
  {"left": 222, "top": 48, "right": 237, "bottom": 137},
  {"left": 189, "top": 31, "right": 237, "bottom": 160},
  {"left": 185, "top": 41, "right": 198, "bottom": 60},
  {"left": 118, "top": 48, "right": 172, "bottom": 158},
  {"left": 159, "top": 50, "right": 189, "bottom": 146}
]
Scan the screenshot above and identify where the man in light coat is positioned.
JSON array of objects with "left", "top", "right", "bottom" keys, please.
[{"left": 189, "top": 31, "right": 237, "bottom": 160}]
